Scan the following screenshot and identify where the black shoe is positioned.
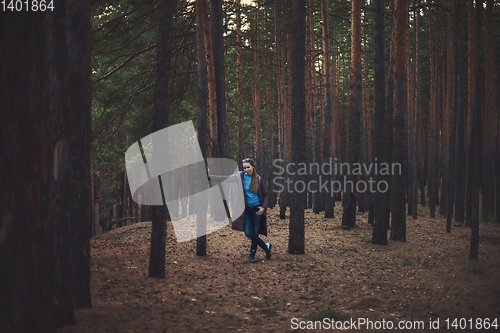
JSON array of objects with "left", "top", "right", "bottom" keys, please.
[
  {"left": 265, "top": 243, "right": 272, "bottom": 260},
  {"left": 250, "top": 250, "right": 257, "bottom": 263}
]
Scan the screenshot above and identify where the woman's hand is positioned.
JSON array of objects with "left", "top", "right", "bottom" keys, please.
[
  {"left": 256, "top": 206, "right": 265, "bottom": 216},
  {"left": 207, "top": 168, "right": 210, "bottom": 180}
]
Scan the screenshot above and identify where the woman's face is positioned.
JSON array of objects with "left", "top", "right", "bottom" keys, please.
[{"left": 243, "top": 162, "right": 254, "bottom": 176}]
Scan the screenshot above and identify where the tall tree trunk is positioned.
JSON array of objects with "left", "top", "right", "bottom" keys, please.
[
  {"left": 275, "top": 0, "right": 287, "bottom": 219},
  {"left": 342, "top": 0, "right": 362, "bottom": 229},
  {"left": 203, "top": 0, "right": 218, "bottom": 157},
  {"left": 149, "top": 0, "right": 172, "bottom": 278},
  {"left": 48, "top": 1, "right": 77, "bottom": 316},
  {"left": 211, "top": 0, "right": 229, "bottom": 158},
  {"left": 412, "top": 1, "right": 421, "bottom": 220},
  {"left": 253, "top": 8, "right": 263, "bottom": 172},
  {"left": 289, "top": 0, "right": 306, "bottom": 255},
  {"left": 236, "top": 0, "right": 244, "bottom": 164},
  {"left": 305, "top": 0, "right": 314, "bottom": 210},
  {"left": 428, "top": 5, "right": 439, "bottom": 217},
  {"left": 455, "top": 0, "right": 466, "bottom": 224},
  {"left": 335, "top": 53, "right": 342, "bottom": 203},
  {"left": 447, "top": 0, "right": 464, "bottom": 232},
  {"left": 418, "top": 1, "right": 427, "bottom": 210},
  {"left": 66, "top": 0, "right": 92, "bottom": 309},
  {"left": 441, "top": 1, "right": 455, "bottom": 217},
  {"left": 321, "top": 0, "right": 334, "bottom": 218},
  {"left": 469, "top": 0, "right": 482, "bottom": 260},
  {"left": 386, "top": 0, "right": 395, "bottom": 222},
  {"left": 466, "top": 0, "right": 475, "bottom": 155},
  {"left": 371, "top": 0, "right": 389, "bottom": 245},
  {"left": 1, "top": 0, "right": 93, "bottom": 326},
  {"left": 264, "top": 10, "right": 276, "bottom": 209},
  {"left": 196, "top": 0, "right": 208, "bottom": 256},
  {"left": 358, "top": 15, "right": 369, "bottom": 214},
  {"left": 1, "top": 8, "right": 69, "bottom": 330},
  {"left": 389, "top": 0, "right": 407, "bottom": 242},
  {"left": 482, "top": 0, "right": 495, "bottom": 221}
]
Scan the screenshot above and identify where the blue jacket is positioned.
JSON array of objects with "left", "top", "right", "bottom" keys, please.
[{"left": 210, "top": 171, "right": 268, "bottom": 236}]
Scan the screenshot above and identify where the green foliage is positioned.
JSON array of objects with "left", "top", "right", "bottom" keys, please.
[
  {"left": 258, "top": 308, "right": 277, "bottom": 316},
  {"left": 465, "top": 263, "right": 486, "bottom": 275},
  {"left": 309, "top": 309, "right": 343, "bottom": 321},
  {"left": 481, "top": 208, "right": 496, "bottom": 222},
  {"left": 90, "top": 0, "right": 200, "bottom": 221},
  {"left": 401, "top": 259, "right": 414, "bottom": 266}
]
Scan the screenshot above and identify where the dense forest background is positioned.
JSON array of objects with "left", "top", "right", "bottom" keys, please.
[
  {"left": 1, "top": 0, "right": 499, "bottom": 331},
  {"left": 90, "top": 0, "right": 500, "bottom": 248}
]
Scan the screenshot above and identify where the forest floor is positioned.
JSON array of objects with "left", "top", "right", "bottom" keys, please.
[{"left": 58, "top": 202, "right": 500, "bottom": 333}]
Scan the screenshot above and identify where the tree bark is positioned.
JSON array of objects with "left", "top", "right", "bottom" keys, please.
[
  {"left": 196, "top": 0, "right": 208, "bottom": 256},
  {"left": 342, "top": 0, "right": 362, "bottom": 229},
  {"left": 371, "top": 0, "right": 389, "bottom": 245},
  {"left": 66, "top": 0, "right": 92, "bottom": 309},
  {"left": 428, "top": 5, "right": 439, "bottom": 218},
  {"left": 455, "top": 0, "right": 466, "bottom": 224},
  {"left": 236, "top": 0, "right": 244, "bottom": 164},
  {"left": 482, "top": 0, "right": 495, "bottom": 221},
  {"left": 389, "top": 0, "right": 408, "bottom": 242},
  {"left": 469, "top": 0, "right": 482, "bottom": 260},
  {"left": 202, "top": 0, "right": 218, "bottom": 157},
  {"left": 289, "top": 0, "right": 306, "bottom": 255},
  {"left": 0, "top": 0, "right": 94, "bottom": 327},
  {"left": 149, "top": 0, "right": 173, "bottom": 278},
  {"left": 321, "top": 0, "right": 334, "bottom": 218},
  {"left": 211, "top": 0, "right": 229, "bottom": 158},
  {"left": 253, "top": 7, "right": 263, "bottom": 173}
]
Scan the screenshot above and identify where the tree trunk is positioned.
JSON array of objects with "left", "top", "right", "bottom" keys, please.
[
  {"left": 203, "top": 0, "right": 218, "bottom": 157},
  {"left": 265, "top": 10, "right": 276, "bottom": 209},
  {"left": 412, "top": 1, "right": 421, "bottom": 220},
  {"left": 61, "top": 0, "right": 93, "bottom": 311},
  {"left": 428, "top": 5, "right": 439, "bottom": 218},
  {"left": 469, "top": 0, "right": 482, "bottom": 260},
  {"left": 482, "top": 0, "right": 495, "bottom": 221},
  {"left": 447, "top": 0, "right": 464, "bottom": 232},
  {"left": 386, "top": 0, "right": 395, "bottom": 223},
  {"left": 149, "top": 0, "right": 173, "bottom": 278},
  {"left": 1, "top": 0, "right": 93, "bottom": 326},
  {"left": 211, "top": 0, "right": 229, "bottom": 159},
  {"left": 441, "top": 1, "right": 455, "bottom": 217},
  {"left": 236, "top": 0, "right": 244, "bottom": 164},
  {"left": 253, "top": 7, "right": 263, "bottom": 173},
  {"left": 371, "top": 0, "right": 389, "bottom": 245},
  {"left": 321, "top": 0, "right": 334, "bottom": 218},
  {"left": 196, "top": 0, "right": 208, "bottom": 256},
  {"left": 389, "top": 0, "right": 407, "bottom": 242},
  {"left": 289, "top": 0, "right": 306, "bottom": 255},
  {"left": 342, "top": 0, "right": 362, "bottom": 229},
  {"left": 359, "top": 16, "right": 370, "bottom": 214},
  {"left": 455, "top": 0, "right": 466, "bottom": 224}
]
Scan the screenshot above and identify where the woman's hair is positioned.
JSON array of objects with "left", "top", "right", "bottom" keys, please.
[{"left": 243, "top": 158, "right": 259, "bottom": 192}]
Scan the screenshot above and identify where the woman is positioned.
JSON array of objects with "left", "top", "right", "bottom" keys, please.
[{"left": 209, "top": 158, "right": 271, "bottom": 263}]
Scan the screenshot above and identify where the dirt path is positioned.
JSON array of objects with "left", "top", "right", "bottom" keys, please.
[{"left": 58, "top": 203, "right": 500, "bottom": 332}]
